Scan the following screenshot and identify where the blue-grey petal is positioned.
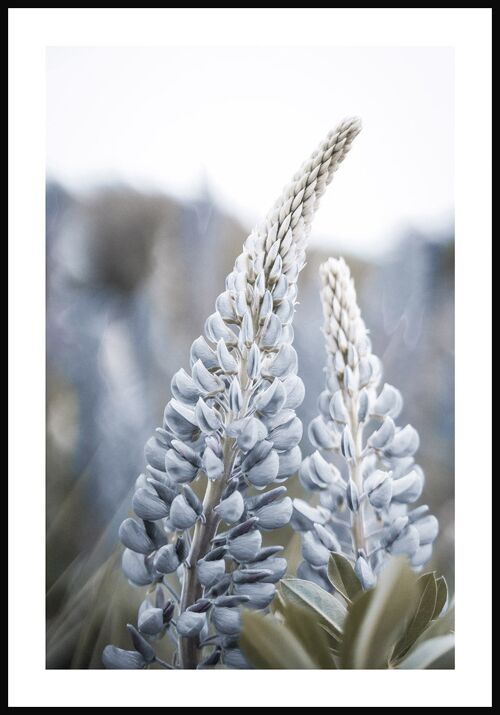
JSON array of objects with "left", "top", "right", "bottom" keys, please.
[
  {"left": 214, "top": 490, "right": 245, "bottom": 524},
  {"left": 234, "top": 581, "right": 276, "bottom": 609},
  {"left": 102, "top": 645, "right": 145, "bottom": 669},
  {"left": 245, "top": 449, "right": 279, "bottom": 487},
  {"left": 254, "top": 556, "right": 287, "bottom": 583},
  {"left": 232, "top": 568, "right": 272, "bottom": 584},
  {"left": 164, "top": 399, "right": 198, "bottom": 439},
  {"left": 260, "top": 313, "right": 282, "bottom": 348},
  {"left": 228, "top": 517, "right": 259, "bottom": 539},
  {"left": 119, "top": 518, "right": 154, "bottom": 554},
  {"left": 259, "top": 290, "right": 273, "bottom": 323},
  {"left": 169, "top": 494, "right": 198, "bottom": 529},
  {"left": 203, "top": 446, "right": 225, "bottom": 481},
  {"left": 122, "top": 549, "right": 153, "bottom": 586},
  {"left": 236, "top": 417, "right": 268, "bottom": 452},
  {"left": 389, "top": 525, "right": 420, "bottom": 556},
  {"left": 263, "top": 344, "right": 297, "bottom": 378},
  {"left": 229, "top": 378, "right": 243, "bottom": 412},
  {"left": 192, "top": 359, "right": 225, "bottom": 394},
  {"left": 357, "top": 389, "right": 370, "bottom": 423},
  {"left": 212, "top": 606, "right": 241, "bottom": 635},
  {"left": 205, "top": 312, "right": 238, "bottom": 346},
  {"left": 133, "top": 488, "right": 169, "bottom": 521},
  {"left": 314, "top": 523, "right": 341, "bottom": 552},
  {"left": 368, "top": 417, "right": 396, "bottom": 450},
  {"left": 291, "top": 498, "right": 327, "bottom": 531},
  {"left": 170, "top": 368, "right": 201, "bottom": 404},
  {"left": 346, "top": 480, "right": 360, "bottom": 511},
  {"left": 138, "top": 603, "right": 164, "bottom": 636},
  {"left": 413, "top": 514, "right": 439, "bottom": 545},
  {"left": 277, "top": 445, "right": 302, "bottom": 479},
  {"left": 144, "top": 437, "right": 167, "bottom": 471},
  {"left": 183, "top": 484, "right": 203, "bottom": 515},
  {"left": 330, "top": 390, "right": 349, "bottom": 423},
  {"left": 410, "top": 543, "right": 433, "bottom": 567},
  {"left": 197, "top": 649, "right": 222, "bottom": 669},
  {"left": 272, "top": 273, "right": 288, "bottom": 301},
  {"left": 188, "top": 597, "right": 212, "bottom": 613},
  {"left": 268, "top": 416, "right": 302, "bottom": 451},
  {"left": 298, "top": 455, "right": 323, "bottom": 491},
  {"left": 275, "top": 298, "right": 294, "bottom": 323},
  {"left": 240, "top": 440, "right": 273, "bottom": 472},
  {"left": 245, "top": 486, "right": 286, "bottom": 511},
  {"left": 253, "top": 497, "right": 292, "bottom": 530},
  {"left": 170, "top": 439, "right": 202, "bottom": 466},
  {"left": 215, "top": 290, "right": 236, "bottom": 321},
  {"left": 308, "top": 416, "right": 338, "bottom": 451},
  {"left": 354, "top": 555, "right": 376, "bottom": 590},
  {"left": 223, "top": 648, "right": 250, "bottom": 669},
  {"left": 176, "top": 610, "right": 206, "bottom": 637},
  {"left": 407, "top": 504, "right": 430, "bottom": 522},
  {"left": 190, "top": 335, "right": 219, "bottom": 370},
  {"left": 385, "top": 424, "right": 420, "bottom": 458},
  {"left": 197, "top": 558, "right": 226, "bottom": 587},
  {"left": 165, "top": 449, "right": 199, "bottom": 483},
  {"left": 246, "top": 343, "right": 261, "bottom": 379},
  {"left": 341, "top": 426, "right": 355, "bottom": 460},
  {"left": 227, "top": 530, "right": 262, "bottom": 562},
  {"left": 365, "top": 469, "right": 393, "bottom": 510},
  {"left": 296, "top": 560, "right": 330, "bottom": 590},
  {"left": 373, "top": 383, "right": 403, "bottom": 419},
  {"left": 240, "top": 310, "right": 254, "bottom": 346},
  {"left": 344, "top": 365, "right": 359, "bottom": 393},
  {"left": 195, "top": 398, "right": 222, "bottom": 434},
  {"left": 391, "top": 467, "right": 424, "bottom": 503},
  {"left": 310, "top": 451, "right": 337, "bottom": 487},
  {"left": 126, "top": 623, "right": 156, "bottom": 662},
  {"left": 301, "top": 531, "right": 331, "bottom": 567},
  {"left": 254, "top": 379, "right": 287, "bottom": 416},
  {"left": 390, "top": 456, "right": 416, "bottom": 480},
  {"left": 282, "top": 374, "right": 305, "bottom": 410},
  {"left": 153, "top": 544, "right": 180, "bottom": 574},
  {"left": 213, "top": 594, "right": 250, "bottom": 608}
]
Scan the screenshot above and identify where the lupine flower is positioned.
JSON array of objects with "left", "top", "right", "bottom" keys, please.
[
  {"left": 293, "top": 257, "right": 439, "bottom": 591},
  {"left": 103, "top": 119, "right": 362, "bottom": 669}
]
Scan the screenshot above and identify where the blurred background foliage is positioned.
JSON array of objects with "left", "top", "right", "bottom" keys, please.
[{"left": 46, "top": 181, "right": 454, "bottom": 668}]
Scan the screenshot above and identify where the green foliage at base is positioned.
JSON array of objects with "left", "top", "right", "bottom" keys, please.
[{"left": 240, "top": 555, "right": 454, "bottom": 669}]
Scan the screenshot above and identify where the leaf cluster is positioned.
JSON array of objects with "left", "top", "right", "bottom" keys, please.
[{"left": 240, "top": 555, "right": 454, "bottom": 669}]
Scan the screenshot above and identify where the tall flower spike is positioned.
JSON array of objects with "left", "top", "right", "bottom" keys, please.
[
  {"left": 103, "top": 119, "right": 362, "bottom": 670},
  {"left": 293, "top": 257, "right": 438, "bottom": 591}
]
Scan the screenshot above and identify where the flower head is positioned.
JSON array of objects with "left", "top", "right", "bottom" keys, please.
[
  {"left": 294, "top": 257, "right": 439, "bottom": 590},
  {"left": 104, "top": 120, "right": 361, "bottom": 669}
]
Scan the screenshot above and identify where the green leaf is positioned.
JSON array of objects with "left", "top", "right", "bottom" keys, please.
[
  {"left": 340, "top": 557, "right": 419, "bottom": 669},
  {"left": 280, "top": 578, "right": 347, "bottom": 636},
  {"left": 271, "top": 587, "right": 287, "bottom": 616},
  {"left": 319, "top": 622, "right": 342, "bottom": 648},
  {"left": 416, "top": 602, "right": 455, "bottom": 644},
  {"left": 397, "top": 634, "right": 455, "bottom": 669},
  {"left": 327, "top": 553, "right": 362, "bottom": 603},
  {"left": 393, "top": 572, "right": 438, "bottom": 662},
  {"left": 239, "top": 609, "right": 318, "bottom": 669},
  {"left": 432, "top": 576, "right": 448, "bottom": 619},
  {"left": 281, "top": 602, "right": 336, "bottom": 668}
]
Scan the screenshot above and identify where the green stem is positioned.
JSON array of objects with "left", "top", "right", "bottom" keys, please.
[
  {"left": 350, "top": 400, "right": 366, "bottom": 555},
  {"left": 178, "top": 461, "right": 227, "bottom": 669},
  {"left": 178, "top": 345, "right": 252, "bottom": 668}
]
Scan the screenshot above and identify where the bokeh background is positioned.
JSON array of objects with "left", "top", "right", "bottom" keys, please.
[{"left": 46, "top": 47, "right": 454, "bottom": 668}]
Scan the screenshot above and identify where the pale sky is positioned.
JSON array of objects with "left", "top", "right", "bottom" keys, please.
[{"left": 47, "top": 46, "right": 454, "bottom": 256}]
